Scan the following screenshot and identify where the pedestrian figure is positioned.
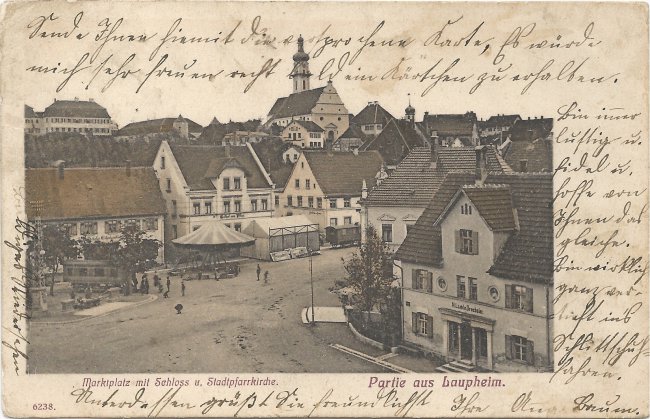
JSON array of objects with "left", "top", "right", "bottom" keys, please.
[
  {"left": 133, "top": 277, "right": 139, "bottom": 291},
  {"left": 181, "top": 280, "right": 186, "bottom": 296},
  {"left": 175, "top": 303, "right": 183, "bottom": 314},
  {"left": 263, "top": 270, "right": 269, "bottom": 284},
  {"left": 256, "top": 264, "right": 261, "bottom": 281},
  {"left": 166, "top": 276, "right": 171, "bottom": 292},
  {"left": 163, "top": 290, "right": 169, "bottom": 298},
  {"left": 85, "top": 286, "right": 92, "bottom": 299},
  {"left": 144, "top": 278, "right": 149, "bottom": 294}
]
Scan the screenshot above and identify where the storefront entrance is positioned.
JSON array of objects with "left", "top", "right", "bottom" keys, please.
[{"left": 447, "top": 319, "right": 492, "bottom": 368}]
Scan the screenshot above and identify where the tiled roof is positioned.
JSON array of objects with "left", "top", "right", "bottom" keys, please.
[
  {"left": 303, "top": 151, "right": 384, "bottom": 196},
  {"left": 437, "top": 146, "right": 507, "bottom": 172},
  {"left": 294, "top": 120, "right": 323, "bottom": 132},
  {"left": 361, "top": 119, "right": 427, "bottom": 166},
  {"left": 396, "top": 172, "right": 553, "bottom": 283},
  {"left": 483, "top": 114, "right": 521, "bottom": 128},
  {"left": 25, "top": 167, "right": 166, "bottom": 221},
  {"left": 267, "top": 87, "right": 325, "bottom": 119},
  {"left": 364, "top": 148, "right": 447, "bottom": 207},
  {"left": 486, "top": 174, "right": 553, "bottom": 282},
  {"left": 364, "top": 146, "right": 511, "bottom": 207},
  {"left": 503, "top": 138, "right": 553, "bottom": 172},
  {"left": 422, "top": 113, "right": 476, "bottom": 136},
  {"left": 42, "top": 100, "right": 111, "bottom": 119},
  {"left": 251, "top": 139, "right": 295, "bottom": 189},
  {"left": 459, "top": 185, "right": 516, "bottom": 231},
  {"left": 116, "top": 117, "right": 203, "bottom": 137},
  {"left": 509, "top": 118, "right": 553, "bottom": 142},
  {"left": 170, "top": 145, "right": 271, "bottom": 190},
  {"left": 338, "top": 122, "right": 366, "bottom": 139},
  {"left": 352, "top": 102, "right": 395, "bottom": 126},
  {"left": 25, "top": 105, "right": 37, "bottom": 118}
]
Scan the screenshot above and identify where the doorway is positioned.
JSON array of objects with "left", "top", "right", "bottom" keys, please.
[{"left": 460, "top": 321, "right": 473, "bottom": 360}]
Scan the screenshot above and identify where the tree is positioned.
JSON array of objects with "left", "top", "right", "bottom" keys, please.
[
  {"left": 342, "top": 225, "right": 394, "bottom": 312},
  {"left": 114, "top": 224, "right": 161, "bottom": 295},
  {"left": 39, "top": 225, "right": 80, "bottom": 296}
]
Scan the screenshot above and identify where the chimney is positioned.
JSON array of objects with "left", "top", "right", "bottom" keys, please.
[
  {"left": 126, "top": 160, "right": 131, "bottom": 177},
  {"left": 361, "top": 179, "right": 368, "bottom": 199},
  {"left": 352, "top": 147, "right": 359, "bottom": 156},
  {"left": 475, "top": 145, "right": 487, "bottom": 185},
  {"left": 519, "top": 159, "right": 528, "bottom": 173},
  {"left": 58, "top": 161, "right": 65, "bottom": 180},
  {"left": 430, "top": 137, "right": 439, "bottom": 169}
]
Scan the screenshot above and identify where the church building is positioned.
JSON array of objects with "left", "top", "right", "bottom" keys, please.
[{"left": 266, "top": 36, "right": 350, "bottom": 147}]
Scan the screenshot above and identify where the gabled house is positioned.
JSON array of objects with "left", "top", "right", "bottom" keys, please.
[
  {"left": 479, "top": 114, "right": 521, "bottom": 138},
  {"left": 352, "top": 101, "right": 395, "bottom": 137},
  {"left": 281, "top": 120, "right": 324, "bottom": 148},
  {"left": 332, "top": 122, "right": 370, "bottom": 152},
  {"left": 395, "top": 147, "right": 553, "bottom": 372},
  {"left": 361, "top": 118, "right": 428, "bottom": 168},
  {"left": 360, "top": 145, "right": 511, "bottom": 251},
  {"left": 152, "top": 141, "right": 274, "bottom": 256},
  {"left": 25, "top": 165, "right": 166, "bottom": 262},
  {"left": 419, "top": 112, "right": 479, "bottom": 148},
  {"left": 280, "top": 150, "right": 384, "bottom": 230}
]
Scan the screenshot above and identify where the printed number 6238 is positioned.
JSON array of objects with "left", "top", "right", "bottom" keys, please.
[{"left": 32, "top": 403, "right": 55, "bottom": 410}]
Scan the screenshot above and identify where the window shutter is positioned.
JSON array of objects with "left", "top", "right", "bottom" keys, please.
[
  {"left": 412, "top": 312, "right": 418, "bottom": 334},
  {"left": 472, "top": 231, "right": 479, "bottom": 254},
  {"left": 526, "top": 340, "right": 535, "bottom": 365},
  {"left": 411, "top": 269, "right": 418, "bottom": 289},
  {"left": 426, "top": 315, "right": 434, "bottom": 338},
  {"left": 454, "top": 230, "right": 461, "bottom": 253},
  {"left": 426, "top": 272, "right": 433, "bottom": 293},
  {"left": 505, "top": 335, "right": 513, "bottom": 359},
  {"left": 505, "top": 285, "right": 512, "bottom": 309},
  {"left": 525, "top": 287, "right": 534, "bottom": 313}
]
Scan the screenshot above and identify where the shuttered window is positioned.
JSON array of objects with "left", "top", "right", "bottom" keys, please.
[
  {"left": 412, "top": 312, "right": 433, "bottom": 338},
  {"left": 505, "top": 285, "right": 533, "bottom": 313},
  {"left": 411, "top": 269, "right": 433, "bottom": 292},
  {"left": 505, "top": 335, "right": 535, "bottom": 365},
  {"left": 455, "top": 229, "right": 478, "bottom": 255}
]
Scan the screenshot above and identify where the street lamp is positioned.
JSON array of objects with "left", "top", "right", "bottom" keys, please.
[{"left": 309, "top": 248, "right": 315, "bottom": 325}]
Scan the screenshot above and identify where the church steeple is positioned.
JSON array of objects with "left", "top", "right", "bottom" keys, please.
[{"left": 290, "top": 35, "right": 312, "bottom": 93}]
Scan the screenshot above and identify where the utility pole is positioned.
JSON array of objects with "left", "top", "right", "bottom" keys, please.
[{"left": 310, "top": 249, "right": 315, "bottom": 325}]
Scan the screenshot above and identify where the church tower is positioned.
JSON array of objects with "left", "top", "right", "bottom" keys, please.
[
  {"left": 290, "top": 35, "right": 311, "bottom": 93},
  {"left": 405, "top": 93, "right": 416, "bottom": 124}
]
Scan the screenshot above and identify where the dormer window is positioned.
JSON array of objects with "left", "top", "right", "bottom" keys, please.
[
  {"left": 456, "top": 229, "right": 478, "bottom": 255},
  {"left": 461, "top": 203, "right": 472, "bottom": 215}
]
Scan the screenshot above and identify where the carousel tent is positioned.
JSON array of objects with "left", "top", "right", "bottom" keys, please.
[
  {"left": 172, "top": 221, "right": 255, "bottom": 248},
  {"left": 240, "top": 215, "right": 319, "bottom": 260}
]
